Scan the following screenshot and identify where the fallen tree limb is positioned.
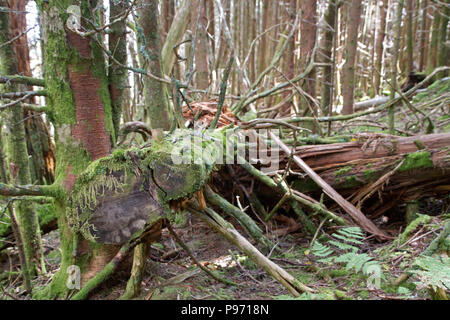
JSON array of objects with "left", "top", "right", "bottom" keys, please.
[{"left": 189, "top": 204, "right": 315, "bottom": 296}]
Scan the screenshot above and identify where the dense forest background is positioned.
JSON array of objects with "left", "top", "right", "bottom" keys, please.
[{"left": 0, "top": 0, "right": 449, "bottom": 300}]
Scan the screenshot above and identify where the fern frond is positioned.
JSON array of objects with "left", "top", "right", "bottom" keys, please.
[
  {"left": 329, "top": 240, "right": 359, "bottom": 252},
  {"left": 410, "top": 255, "right": 450, "bottom": 291},
  {"left": 332, "top": 232, "right": 364, "bottom": 245},
  {"left": 311, "top": 241, "right": 334, "bottom": 257}
]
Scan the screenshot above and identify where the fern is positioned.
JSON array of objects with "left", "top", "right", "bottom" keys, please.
[
  {"left": 311, "top": 227, "right": 382, "bottom": 278},
  {"left": 410, "top": 255, "right": 450, "bottom": 292}
]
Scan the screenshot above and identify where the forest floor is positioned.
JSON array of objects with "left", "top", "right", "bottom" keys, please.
[
  {"left": 2, "top": 201, "right": 445, "bottom": 300},
  {"left": 1, "top": 78, "right": 449, "bottom": 300}
]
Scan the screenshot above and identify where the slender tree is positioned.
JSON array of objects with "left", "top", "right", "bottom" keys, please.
[
  {"left": 192, "top": 0, "right": 210, "bottom": 90},
  {"left": 0, "top": 0, "right": 45, "bottom": 277},
  {"left": 389, "top": 0, "right": 405, "bottom": 134},
  {"left": 109, "top": 0, "right": 128, "bottom": 139},
  {"left": 342, "top": 0, "right": 363, "bottom": 114},
  {"left": 299, "top": 0, "right": 317, "bottom": 100},
  {"left": 137, "top": 0, "right": 171, "bottom": 130},
  {"left": 419, "top": 0, "right": 429, "bottom": 71},
  {"left": 426, "top": 0, "right": 441, "bottom": 74},
  {"left": 405, "top": 0, "right": 414, "bottom": 76},
  {"left": 320, "top": 0, "right": 337, "bottom": 114}
]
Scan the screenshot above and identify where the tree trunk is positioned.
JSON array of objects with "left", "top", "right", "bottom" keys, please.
[
  {"left": 137, "top": 0, "right": 171, "bottom": 130},
  {"left": 161, "top": 0, "right": 192, "bottom": 76},
  {"left": 405, "top": 0, "right": 414, "bottom": 76},
  {"left": 342, "top": 0, "right": 362, "bottom": 114},
  {"left": 389, "top": 0, "right": 405, "bottom": 134},
  {"left": 108, "top": 0, "right": 128, "bottom": 139},
  {"left": 426, "top": 1, "right": 441, "bottom": 74},
  {"left": 320, "top": 0, "right": 337, "bottom": 114},
  {"left": 0, "top": 0, "right": 44, "bottom": 277},
  {"left": 436, "top": 0, "right": 449, "bottom": 79},
  {"left": 299, "top": 0, "right": 317, "bottom": 100},
  {"left": 419, "top": 0, "right": 429, "bottom": 71},
  {"left": 35, "top": 0, "right": 118, "bottom": 299},
  {"left": 9, "top": 0, "right": 55, "bottom": 186},
  {"left": 192, "top": 0, "right": 210, "bottom": 91}
]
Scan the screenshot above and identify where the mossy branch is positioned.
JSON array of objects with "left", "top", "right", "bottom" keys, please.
[
  {"left": 204, "top": 185, "right": 275, "bottom": 251},
  {"left": 0, "top": 183, "right": 64, "bottom": 199},
  {"left": 0, "top": 75, "right": 45, "bottom": 87}
]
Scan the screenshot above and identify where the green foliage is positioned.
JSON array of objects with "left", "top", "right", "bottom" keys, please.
[
  {"left": 311, "top": 227, "right": 382, "bottom": 279},
  {"left": 410, "top": 255, "right": 450, "bottom": 293}
]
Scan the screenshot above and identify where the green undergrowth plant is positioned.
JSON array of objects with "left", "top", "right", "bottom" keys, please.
[
  {"left": 310, "top": 227, "right": 383, "bottom": 284},
  {"left": 409, "top": 255, "right": 450, "bottom": 299}
]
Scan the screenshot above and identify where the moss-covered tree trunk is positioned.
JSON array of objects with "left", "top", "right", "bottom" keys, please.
[
  {"left": 319, "top": 0, "right": 337, "bottom": 114},
  {"left": 35, "top": 0, "right": 119, "bottom": 299},
  {"left": 0, "top": 0, "right": 45, "bottom": 277},
  {"left": 137, "top": 0, "right": 171, "bottom": 130},
  {"left": 108, "top": 0, "right": 128, "bottom": 139}
]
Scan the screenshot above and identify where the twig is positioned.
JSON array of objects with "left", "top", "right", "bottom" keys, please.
[{"left": 209, "top": 56, "right": 233, "bottom": 129}]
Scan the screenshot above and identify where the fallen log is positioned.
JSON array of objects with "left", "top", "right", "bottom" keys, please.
[
  {"left": 270, "top": 132, "right": 389, "bottom": 239},
  {"left": 279, "top": 133, "right": 450, "bottom": 202}
]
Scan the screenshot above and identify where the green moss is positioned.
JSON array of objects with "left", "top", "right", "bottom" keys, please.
[
  {"left": 334, "top": 166, "right": 353, "bottom": 176},
  {"left": 364, "top": 169, "right": 374, "bottom": 180},
  {"left": 398, "top": 214, "right": 432, "bottom": 244},
  {"left": 342, "top": 176, "right": 360, "bottom": 188},
  {"left": 36, "top": 203, "right": 57, "bottom": 227},
  {"left": 398, "top": 151, "right": 434, "bottom": 172}
]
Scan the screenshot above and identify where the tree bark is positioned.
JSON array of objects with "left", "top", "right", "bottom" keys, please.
[
  {"left": 342, "top": 0, "right": 362, "bottom": 114},
  {"left": 161, "top": 0, "right": 192, "bottom": 76},
  {"left": 319, "top": 0, "right": 337, "bottom": 114},
  {"left": 191, "top": 0, "right": 210, "bottom": 90},
  {"left": 419, "top": 0, "right": 429, "bottom": 71},
  {"left": 0, "top": 0, "right": 44, "bottom": 277},
  {"left": 389, "top": 0, "right": 405, "bottom": 134},
  {"left": 426, "top": 1, "right": 441, "bottom": 74},
  {"left": 299, "top": 0, "right": 317, "bottom": 100},
  {"left": 108, "top": 0, "right": 128, "bottom": 139},
  {"left": 137, "top": 0, "right": 171, "bottom": 130}
]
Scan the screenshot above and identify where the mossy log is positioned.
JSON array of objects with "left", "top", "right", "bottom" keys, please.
[{"left": 283, "top": 133, "right": 450, "bottom": 200}]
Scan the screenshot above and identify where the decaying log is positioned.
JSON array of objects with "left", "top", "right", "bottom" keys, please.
[
  {"left": 270, "top": 132, "right": 389, "bottom": 239},
  {"left": 281, "top": 133, "right": 450, "bottom": 201}
]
